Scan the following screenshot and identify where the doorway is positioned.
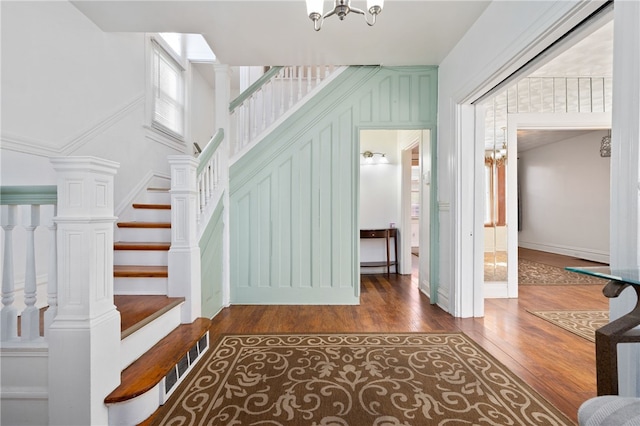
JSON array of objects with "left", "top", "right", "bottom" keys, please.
[
  {"left": 359, "top": 129, "right": 433, "bottom": 298},
  {"left": 479, "top": 17, "right": 613, "bottom": 299}
]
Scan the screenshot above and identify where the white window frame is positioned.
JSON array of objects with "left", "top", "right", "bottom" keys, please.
[{"left": 146, "top": 34, "right": 189, "bottom": 146}]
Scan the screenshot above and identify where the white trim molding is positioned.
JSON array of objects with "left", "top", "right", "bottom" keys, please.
[{"left": 1, "top": 94, "right": 145, "bottom": 157}]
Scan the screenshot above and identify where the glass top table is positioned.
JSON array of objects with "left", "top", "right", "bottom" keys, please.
[
  {"left": 565, "top": 265, "right": 640, "bottom": 396},
  {"left": 565, "top": 266, "right": 640, "bottom": 286}
]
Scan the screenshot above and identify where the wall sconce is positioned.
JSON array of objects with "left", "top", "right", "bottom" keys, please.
[{"left": 361, "top": 150, "right": 390, "bottom": 165}]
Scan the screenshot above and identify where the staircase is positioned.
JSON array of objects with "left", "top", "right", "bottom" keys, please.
[{"left": 106, "top": 186, "right": 211, "bottom": 425}]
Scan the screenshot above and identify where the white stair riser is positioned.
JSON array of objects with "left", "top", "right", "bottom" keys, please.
[
  {"left": 114, "top": 277, "right": 168, "bottom": 295},
  {"left": 116, "top": 227, "right": 171, "bottom": 243},
  {"left": 145, "top": 191, "right": 170, "bottom": 205},
  {"left": 107, "top": 383, "right": 160, "bottom": 426},
  {"left": 120, "top": 303, "right": 182, "bottom": 371},
  {"left": 114, "top": 250, "right": 168, "bottom": 266},
  {"left": 134, "top": 208, "right": 171, "bottom": 223}
]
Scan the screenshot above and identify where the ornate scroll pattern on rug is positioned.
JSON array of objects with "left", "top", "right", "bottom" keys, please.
[
  {"left": 528, "top": 310, "right": 609, "bottom": 342},
  {"left": 518, "top": 259, "right": 606, "bottom": 285},
  {"left": 153, "top": 333, "right": 572, "bottom": 426}
]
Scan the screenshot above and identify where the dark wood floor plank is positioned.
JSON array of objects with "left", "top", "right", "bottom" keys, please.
[{"left": 145, "top": 252, "right": 608, "bottom": 424}]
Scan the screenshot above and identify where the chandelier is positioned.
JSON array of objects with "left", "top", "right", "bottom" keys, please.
[{"left": 306, "top": 0, "right": 384, "bottom": 31}]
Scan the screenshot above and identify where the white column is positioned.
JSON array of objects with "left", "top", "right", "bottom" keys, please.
[
  {"left": 167, "top": 156, "right": 201, "bottom": 323},
  {"left": 214, "top": 64, "right": 232, "bottom": 307},
  {"left": 48, "top": 157, "right": 120, "bottom": 426},
  {"left": 20, "top": 204, "right": 41, "bottom": 341},
  {"left": 610, "top": 0, "right": 640, "bottom": 397}
]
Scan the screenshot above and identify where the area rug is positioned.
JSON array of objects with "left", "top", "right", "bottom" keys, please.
[
  {"left": 519, "top": 258, "right": 606, "bottom": 285},
  {"left": 151, "top": 333, "right": 572, "bottom": 425},
  {"left": 528, "top": 310, "right": 609, "bottom": 342}
]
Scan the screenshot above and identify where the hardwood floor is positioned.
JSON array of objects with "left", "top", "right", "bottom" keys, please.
[{"left": 200, "top": 251, "right": 607, "bottom": 424}]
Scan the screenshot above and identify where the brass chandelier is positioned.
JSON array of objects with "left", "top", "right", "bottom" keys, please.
[{"left": 306, "top": 0, "right": 384, "bottom": 31}]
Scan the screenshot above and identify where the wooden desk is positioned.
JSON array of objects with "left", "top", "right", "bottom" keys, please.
[
  {"left": 566, "top": 266, "right": 640, "bottom": 395},
  {"left": 360, "top": 228, "right": 398, "bottom": 275}
]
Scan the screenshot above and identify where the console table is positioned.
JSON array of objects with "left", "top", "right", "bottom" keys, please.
[
  {"left": 566, "top": 266, "right": 640, "bottom": 395},
  {"left": 360, "top": 228, "right": 398, "bottom": 275}
]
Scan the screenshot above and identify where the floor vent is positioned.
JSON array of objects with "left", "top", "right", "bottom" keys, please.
[{"left": 161, "top": 331, "right": 210, "bottom": 403}]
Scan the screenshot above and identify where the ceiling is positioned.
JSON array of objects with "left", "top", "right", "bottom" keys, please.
[
  {"left": 71, "top": 0, "right": 491, "bottom": 66},
  {"left": 71, "top": 0, "right": 613, "bottom": 153}
]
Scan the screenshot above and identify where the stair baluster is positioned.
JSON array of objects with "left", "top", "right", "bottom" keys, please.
[
  {"left": 0, "top": 205, "right": 18, "bottom": 341},
  {"left": 229, "top": 65, "right": 344, "bottom": 158}
]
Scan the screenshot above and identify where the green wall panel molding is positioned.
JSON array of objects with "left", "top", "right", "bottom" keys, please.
[
  {"left": 230, "top": 66, "right": 438, "bottom": 305},
  {"left": 200, "top": 196, "right": 225, "bottom": 318}
]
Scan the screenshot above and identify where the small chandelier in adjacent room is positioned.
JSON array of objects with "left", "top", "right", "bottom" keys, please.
[
  {"left": 600, "top": 130, "right": 611, "bottom": 158},
  {"left": 306, "top": 0, "right": 384, "bottom": 31}
]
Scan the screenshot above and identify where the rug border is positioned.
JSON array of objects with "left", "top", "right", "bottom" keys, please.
[
  {"left": 155, "top": 331, "right": 574, "bottom": 426},
  {"left": 527, "top": 309, "right": 609, "bottom": 343}
]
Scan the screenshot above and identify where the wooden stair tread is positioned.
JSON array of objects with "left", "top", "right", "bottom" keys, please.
[
  {"left": 114, "top": 241, "right": 170, "bottom": 251},
  {"left": 132, "top": 203, "right": 171, "bottom": 210},
  {"left": 146, "top": 187, "right": 170, "bottom": 192},
  {"left": 117, "top": 221, "right": 171, "bottom": 228},
  {"left": 115, "top": 295, "right": 184, "bottom": 338},
  {"left": 104, "top": 317, "right": 211, "bottom": 404},
  {"left": 114, "top": 265, "right": 168, "bottom": 278}
]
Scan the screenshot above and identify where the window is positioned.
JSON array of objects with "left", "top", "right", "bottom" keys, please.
[{"left": 151, "top": 39, "right": 185, "bottom": 139}]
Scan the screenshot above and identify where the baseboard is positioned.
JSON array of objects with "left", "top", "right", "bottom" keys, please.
[
  {"left": 436, "top": 287, "right": 449, "bottom": 312},
  {"left": 484, "top": 281, "right": 509, "bottom": 298},
  {"left": 518, "top": 241, "right": 610, "bottom": 264}
]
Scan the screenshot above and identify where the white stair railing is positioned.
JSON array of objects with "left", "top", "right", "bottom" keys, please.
[
  {"left": 196, "top": 129, "right": 225, "bottom": 229},
  {"left": 167, "top": 130, "right": 225, "bottom": 323},
  {"left": 230, "top": 65, "right": 341, "bottom": 157},
  {"left": 0, "top": 186, "right": 57, "bottom": 343}
]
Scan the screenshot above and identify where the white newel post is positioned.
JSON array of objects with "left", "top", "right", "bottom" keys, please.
[
  {"left": 167, "top": 156, "right": 201, "bottom": 323},
  {"left": 48, "top": 157, "right": 121, "bottom": 426}
]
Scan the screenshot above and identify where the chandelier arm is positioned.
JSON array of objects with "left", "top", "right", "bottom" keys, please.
[
  {"left": 349, "top": 6, "right": 366, "bottom": 16},
  {"left": 364, "top": 12, "right": 377, "bottom": 26},
  {"left": 322, "top": 9, "right": 337, "bottom": 19}
]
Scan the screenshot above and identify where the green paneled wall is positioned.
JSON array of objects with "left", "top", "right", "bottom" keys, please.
[
  {"left": 230, "top": 66, "right": 438, "bottom": 304},
  {"left": 200, "top": 198, "right": 224, "bottom": 318}
]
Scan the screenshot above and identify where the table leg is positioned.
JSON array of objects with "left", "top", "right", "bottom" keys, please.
[{"left": 596, "top": 281, "right": 640, "bottom": 395}]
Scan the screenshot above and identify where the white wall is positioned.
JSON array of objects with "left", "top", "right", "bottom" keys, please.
[
  {"left": 518, "top": 130, "right": 610, "bottom": 262},
  {"left": 0, "top": 1, "right": 216, "bottom": 205},
  {"left": 190, "top": 64, "right": 217, "bottom": 151},
  {"left": 359, "top": 130, "right": 400, "bottom": 272}
]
